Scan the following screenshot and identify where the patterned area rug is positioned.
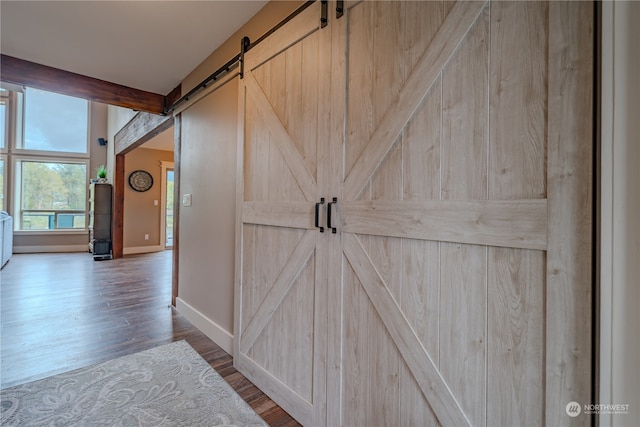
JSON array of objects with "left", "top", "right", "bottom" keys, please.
[{"left": 0, "top": 340, "right": 267, "bottom": 426}]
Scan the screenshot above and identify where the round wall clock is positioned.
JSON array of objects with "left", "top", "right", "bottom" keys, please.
[{"left": 128, "top": 170, "right": 154, "bottom": 192}]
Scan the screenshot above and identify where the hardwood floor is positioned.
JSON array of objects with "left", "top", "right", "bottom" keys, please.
[{"left": 0, "top": 251, "right": 300, "bottom": 427}]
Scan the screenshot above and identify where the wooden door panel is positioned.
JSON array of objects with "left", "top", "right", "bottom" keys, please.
[
  {"left": 250, "top": 34, "right": 321, "bottom": 189},
  {"left": 441, "top": 5, "right": 489, "bottom": 201},
  {"left": 343, "top": 233, "right": 470, "bottom": 426},
  {"left": 244, "top": 72, "right": 316, "bottom": 202},
  {"left": 403, "top": 79, "right": 442, "bottom": 202},
  {"left": 489, "top": 1, "right": 547, "bottom": 201},
  {"left": 439, "top": 243, "right": 487, "bottom": 427},
  {"left": 343, "top": 251, "right": 442, "bottom": 427},
  {"left": 240, "top": 225, "right": 308, "bottom": 333},
  {"left": 236, "top": 3, "right": 329, "bottom": 425},
  {"left": 248, "top": 248, "right": 316, "bottom": 402},
  {"left": 344, "top": 0, "right": 488, "bottom": 202},
  {"left": 236, "top": 1, "right": 592, "bottom": 425},
  {"left": 336, "top": 1, "right": 584, "bottom": 426},
  {"left": 487, "top": 247, "right": 545, "bottom": 426}
]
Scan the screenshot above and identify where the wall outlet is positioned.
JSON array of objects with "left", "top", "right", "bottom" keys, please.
[{"left": 144, "top": 234, "right": 149, "bottom": 240}]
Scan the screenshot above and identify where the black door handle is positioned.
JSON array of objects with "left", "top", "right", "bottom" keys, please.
[
  {"left": 327, "top": 197, "right": 337, "bottom": 234},
  {"left": 315, "top": 198, "right": 325, "bottom": 233}
]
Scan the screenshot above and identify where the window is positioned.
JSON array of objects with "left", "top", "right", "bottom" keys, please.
[
  {"left": 1, "top": 92, "right": 7, "bottom": 210},
  {"left": 2, "top": 86, "right": 91, "bottom": 231},
  {"left": 22, "top": 88, "right": 89, "bottom": 153},
  {"left": 0, "top": 157, "right": 4, "bottom": 211},
  {"left": 15, "top": 160, "right": 87, "bottom": 230},
  {"left": 0, "top": 96, "right": 6, "bottom": 150}
]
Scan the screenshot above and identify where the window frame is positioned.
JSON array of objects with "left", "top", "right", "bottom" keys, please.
[
  {"left": 12, "top": 155, "right": 90, "bottom": 235},
  {"left": 1, "top": 91, "right": 11, "bottom": 213},
  {"left": 12, "top": 88, "right": 91, "bottom": 158},
  {"left": 1, "top": 86, "right": 93, "bottom": 235},
  {"left": 0, "top": 154, "right": 6, "bottom": 212}
]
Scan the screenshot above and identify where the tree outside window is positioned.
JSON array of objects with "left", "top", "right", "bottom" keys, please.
[{"left": 19, "top": 161, "right": 87, "bottom": 230}]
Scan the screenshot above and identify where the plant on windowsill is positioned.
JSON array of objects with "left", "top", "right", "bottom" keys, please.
[{"left": 96, "top": 165, "right": 108, "bottom": 184}]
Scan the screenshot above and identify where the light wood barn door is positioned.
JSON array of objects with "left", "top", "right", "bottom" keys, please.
[
  {"left": 329, "top": 1, "right": 593, "bottom": 426},
  {"left": 234, "top": 3, "right": 331, "bottom": 426}
]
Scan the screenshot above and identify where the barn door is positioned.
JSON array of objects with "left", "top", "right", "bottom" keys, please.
[
  {"left": 236, "top": 1, "right": 592, "bottom": 426},
  {"left": 328, "top": 1, "right": 593, "bottom": 426},
  {"left": 234, "top": 3, "right": 332, "bottom": 426}
]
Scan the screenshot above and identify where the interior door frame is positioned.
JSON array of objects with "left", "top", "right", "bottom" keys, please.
[
  {"left": 160, "top": 161, "right": 174, "bottom": 249},
  {"left": 112, "top": 112, "right": 180, "bottom": 305}
]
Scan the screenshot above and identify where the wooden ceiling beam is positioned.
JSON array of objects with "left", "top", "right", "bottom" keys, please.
[{"left": 1, "top": 54, "right": 166, "bottom": 114}]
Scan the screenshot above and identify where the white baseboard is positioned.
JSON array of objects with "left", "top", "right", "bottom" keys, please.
[
  {"left": 13, "top": 245, "right": 88, "bottom": 253},
  {"left": 176, "top": 297, "right": 234, "bottom": 355},
  {"left": 123, "top": 245, "right": 164, "bottom": 255}
]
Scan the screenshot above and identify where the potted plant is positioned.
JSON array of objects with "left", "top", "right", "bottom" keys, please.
[{"left": 96, "top": 165, "right": 108, "bottom": 183}]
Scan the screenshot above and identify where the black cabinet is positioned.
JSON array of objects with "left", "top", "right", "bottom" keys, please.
[{"left": 88, "top": 183, "right": 112, "bottom": 260}]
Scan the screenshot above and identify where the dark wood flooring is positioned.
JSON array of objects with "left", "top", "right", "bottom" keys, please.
[{"left": 0, "top": 251, "right": 300, "bottom": 427}]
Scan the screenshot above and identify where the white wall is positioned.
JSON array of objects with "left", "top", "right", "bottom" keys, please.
[
  {"left": 176, "top": 79, "right": 239, "bottom": 353},
  {"left": 175, "top": 1, "right": 303, "bottom": 355},
  {"left": 600, "top": 2, "right": 640, "bottom": 426},
  {"left": 106, "top": 105, "right": 136, "bottom": 181}
]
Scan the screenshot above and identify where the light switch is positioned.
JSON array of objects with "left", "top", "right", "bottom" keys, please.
[
  {"left": 182, "top": 194, "right": 192, "bottom": 207},
  {"left": 153, "top": 199, "right": 158, "bottom": 206}
]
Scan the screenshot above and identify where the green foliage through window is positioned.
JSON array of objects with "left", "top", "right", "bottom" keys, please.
[{"left": 20, "top": 161, "right": 86, "bottom": 230}]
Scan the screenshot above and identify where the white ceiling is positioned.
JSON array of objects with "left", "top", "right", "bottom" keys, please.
[
  {"left": 143, "top": 126, "right": 174, "bottom": 151},
  {"left": 0, "top": 0, "right": 268, "bottom": 95}
]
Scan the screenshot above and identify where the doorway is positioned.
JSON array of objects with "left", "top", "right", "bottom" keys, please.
[{"left": 161, "top": 161, "right": 174, "bottom": 249}]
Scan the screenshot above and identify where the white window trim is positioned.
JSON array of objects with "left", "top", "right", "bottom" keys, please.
[
  {"left": 11, "top": 155, "right": 90, "bottom": 235},
  {"left": 0, "top": 154, "right": 6, "bottom": 212},
  {"left": 160, "top": 161, "right": 174, "bottom": 249}
]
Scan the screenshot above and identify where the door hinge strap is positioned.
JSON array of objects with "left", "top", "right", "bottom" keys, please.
[
  {"left": 336, "top": 1, "right": 344, "bottom": 19},
  {"left": 239, "top": 36, "right": 250, "bottom": 79},
  {"left": 321, "top": 0, "right": 328, "bottom": 28}
]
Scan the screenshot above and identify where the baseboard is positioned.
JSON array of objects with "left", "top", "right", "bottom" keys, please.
[
  {"left": 123, "top": 245, "right": 164, "bottom": 255},
  {"left": 176, "top": 297, "right": 234, "bottom": 355},
  {"left": 13, "top": 245, "right": 88, "bottom": 253}
]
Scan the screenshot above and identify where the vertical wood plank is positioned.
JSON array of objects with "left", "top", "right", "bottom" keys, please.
[
  {"left": 285, "top": 42, "right": 304, "bottom": 166},
  {"left": 325, "top": 2, "right": 347, "bottom": 424},
  {"left": 488, "top": 248, "right": 545, "bottom": 426},
  {"left": 487, "top": 3, "right": 547, "bottom": 425},
  {"left": 312, "top": 12, "right": 334, "bottom": 426},
  {"left": 404, "top": 1, "right": 444, "bottom": 74},
  {"left": 489, "top": 1, "right": 547, "bottom": 200},
  {"left": 403, "top": 79, "right": 442, "bottom": 202},
  {"left": 342, "top": 262, "right": 370, "bottom": 427},
  {"left": 268, "top": 53, "right": 289, "bottom": 201},
  {"left": 346, "top": 2, "right": 374, "bottom": 176},
  {"left": 546, "top": 2, "right": 594, "bottom": 425},
  {"left": 234, "top": 79, "right": 246, "bottom": 360},
  {"left": 440, "top": 5, "right": 489, "bottom": 426},
  {"left": 399, "top": 239, "right": 440, "bottom": 426},
  {"left": 402, "top": 0, "right": 444, "bottom": 203},
  {"left": 366, "top": 236, "right": 401, "bottom": 426},
  {"left": 367, "top": 4, "right": 404, "bottom": 423},
  {"left": 440, "top": 243, "right": 487, "bottom": 427},
  {"left": 441, "top": 6, "right": 489, "bottom": 201},
  {"left": 300, "top": 34, "right": 320, "bottom": 179},
  {"left": 399, "top": 5, "right": 445, "bottom": 421}
]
